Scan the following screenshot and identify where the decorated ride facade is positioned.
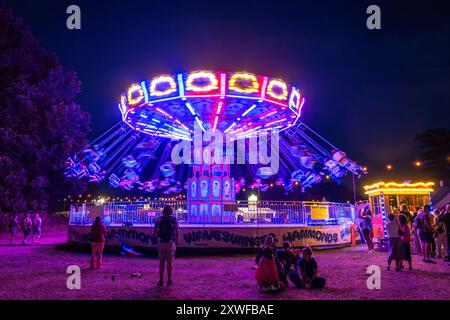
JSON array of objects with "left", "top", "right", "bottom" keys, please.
[
  {"left": 363, "top": 181, "right": 434, "bottom": 238},
  {"left": 68, "top": 199, "right": 357, "bottom": 250}
]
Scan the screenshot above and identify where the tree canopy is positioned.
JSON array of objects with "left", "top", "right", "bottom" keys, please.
[
  {"left": 0, "top": 9, "right": 91, "bottom": 214},
  {"left": 415, "top": 128, "right": 450, "bottom": 186}
]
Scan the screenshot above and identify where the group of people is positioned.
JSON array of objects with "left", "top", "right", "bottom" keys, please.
[
  {"left": 254, "top": 236, "right": 326, "bottom": 292},
  {"left": 89, "top": 204, "right": 179, "bottom": 288},
  {"left": 411, "top": 204, "right": 450, "bottom": 263},
  {"left": 359, "top": 203, "right": 450, "bottom": 271},
  {"left": 82, "top": 202, "right": 450, "bottom": 291},
  {"left": 90, "top": 205, "right": 326, "bottom": 292},
  {"left": 8, "top": 213, "right": 42, "bottom": 245}
]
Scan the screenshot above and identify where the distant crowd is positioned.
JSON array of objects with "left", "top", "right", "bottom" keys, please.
[
  {"left": 7, "top": 213, "right": 42, "bottom": 245},
  {"left": 359, "top": 203, "right": 450, "bottom": 271}
]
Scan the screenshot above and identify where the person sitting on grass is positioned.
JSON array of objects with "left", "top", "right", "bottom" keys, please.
[
  {"left": 288, "top": 246, "right": 326, "bottom": 289},
  {"left": 277, "top": 242, "right": 299, "bottom": 274},
  {"left": 255, "top": 246, "right": 285, "bottom": 292},
  {"left": 255, "top": 236, "right": 288, "bottom": 286}
]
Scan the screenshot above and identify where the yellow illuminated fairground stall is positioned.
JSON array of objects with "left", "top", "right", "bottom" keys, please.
[{"left": 364, "top": 181, "right": 434, "bottom": 239}]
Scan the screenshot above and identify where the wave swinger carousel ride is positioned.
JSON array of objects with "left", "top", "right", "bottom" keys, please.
[{"left": 65, "top": 70, "right": 366, "bottom": 250}]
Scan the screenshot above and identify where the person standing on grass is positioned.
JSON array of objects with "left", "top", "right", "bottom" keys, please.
[
  {"left": 360, "top": 208, "right": 374, "bottom": 252},
  {"left": 399, "top": 204, "right": 413, "bottom": 224},
  {"left": 288, "top": 246, "right": 326, "bottom": 289},
  {"left": 386, "top": 213, "right": 402, "bottom": 271},
  {"left": 154, "top": 205, "right": 179, "bottom": 287},
  {"left": 418, "top": 205, "right": 435, "bottom": 263},
  {"left": 22, "top": 213, "right": 32, "bottom": 245},
  {"left": 32, "top": 213, "right": 42, "bottom": 245},
  {"left": 398, "top": 214, "right": 413, "bottom": 270},
  {"left": 438, "top": 203, "right": 450, "bottom": 262},
  {"left": 8, "top": 214, "right": 19, "bottom": 245},
  {"left": 411, "top": 211, "right": 421, "bottom": 255},
  {"left": 90, "top": 216, "right": 107, "bottom": 270},
  {"left": 434, "top": 209, "right": 447, "bottom": 259}
]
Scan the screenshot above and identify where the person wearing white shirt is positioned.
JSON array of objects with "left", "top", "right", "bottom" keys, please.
[{"left": 386, "top": 213, "right": 402, "bottom": 271}]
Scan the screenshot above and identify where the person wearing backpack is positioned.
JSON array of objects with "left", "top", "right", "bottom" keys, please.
[
  {"left": 154, "top": 205, "right": 179, "bottom": 287},
  {"left": 417, "top": 205, "right": 435, "bottom": 263}
]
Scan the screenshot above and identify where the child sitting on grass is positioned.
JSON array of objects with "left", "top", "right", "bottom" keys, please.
[
  {"left": 255, "top": 247, "right": 285, "bottom": 292},
  {"left": 288, "top": 246, "right": 326, "bottom": 289}
]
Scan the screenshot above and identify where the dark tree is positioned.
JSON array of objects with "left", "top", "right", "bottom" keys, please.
[
  {"left": 0, "top": 9, "right": 90, "bottom": 215},
  {"left": 415, "top": 129, "right": 450, "bottom": 186}
]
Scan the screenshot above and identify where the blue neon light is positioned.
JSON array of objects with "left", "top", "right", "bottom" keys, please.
[
  {"left": 177, "top": 74, "right": 185, "bottom": 97},
  {"left": 195, "top": 116, "right": 206, "bottom": 132},
  {"left": 242, "top": 104, "right": 257, "bottom": 117},
  {"left": 141, "top": 81, "right": 149, "bottom": 103},
  {"left": 185, "top": 102, "right": 196, "bottom": 115}
]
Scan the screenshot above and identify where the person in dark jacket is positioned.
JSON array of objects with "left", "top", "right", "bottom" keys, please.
[
  {"left": 277, "top": 242, "right": 299, "bottom": 274},
  {"left": 90, "top": 216, "right": 107, "bottom": 270},
  {"left": 154, "top": 205, "right": 179, "bottom": 287}
]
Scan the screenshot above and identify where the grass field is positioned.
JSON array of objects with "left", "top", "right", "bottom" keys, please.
[{"left": 0, "top": 222, "right": 449, "bottom": 300}]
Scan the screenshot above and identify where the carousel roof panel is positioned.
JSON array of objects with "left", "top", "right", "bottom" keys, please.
[{"left": 120, "top": 71, "right": 305, "bottom": 139}]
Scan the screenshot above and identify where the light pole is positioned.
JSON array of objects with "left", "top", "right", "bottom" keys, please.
[{"left": 352, "top": 173, "right": 357, "bottom": 205}]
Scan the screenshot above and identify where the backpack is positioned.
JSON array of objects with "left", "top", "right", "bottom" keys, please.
[
  {"left": 414, "top": 215, "right": 423, "bottom": 230},
  {"left": 156, "top": 216, "right": 176, "bottom": 242}
]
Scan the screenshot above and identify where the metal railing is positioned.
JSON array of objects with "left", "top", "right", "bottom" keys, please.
[{"left": 69, "top": 200, "right": 355, "bottom": 226}]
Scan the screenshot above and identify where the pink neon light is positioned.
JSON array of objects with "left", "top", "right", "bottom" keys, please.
[
  {"left": 156, "top": 107, "right": 172, "bottom": 119},
  {"left": 264, "top": 98, "right": 288, "bottom": 108},
  {"left": 212, "top": 116, "right": 219, "bottom": 132},
  {"left": 265, "top": 117, "right": 287, "bottom": 127},
  {"left": 216, "top": 101, "right": 223, "bottom": 115},
  {"left": 220, "top": 73, "right": 226, "bottom": 98},
  {"left": 260, "top": 110, "right": 277, "bottom": 119},
  {"left": 260, "top": 77, "right": 268, "bottom": 99},
  {"left": 183, "top": 93, "right": 221, "bottom": 99}
]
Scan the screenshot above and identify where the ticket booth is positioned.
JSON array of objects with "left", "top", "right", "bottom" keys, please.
[{"left": 364, "top": 181, "right": 434, "bottom": 239}]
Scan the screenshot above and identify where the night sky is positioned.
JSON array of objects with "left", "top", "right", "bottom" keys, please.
[{"left": 2, "top": 0, "right": 450, "bottom": 189}]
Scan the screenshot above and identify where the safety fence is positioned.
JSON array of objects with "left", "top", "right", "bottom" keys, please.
[{"left": 69, "top": 200, "right": 355, "bottom": 226}]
